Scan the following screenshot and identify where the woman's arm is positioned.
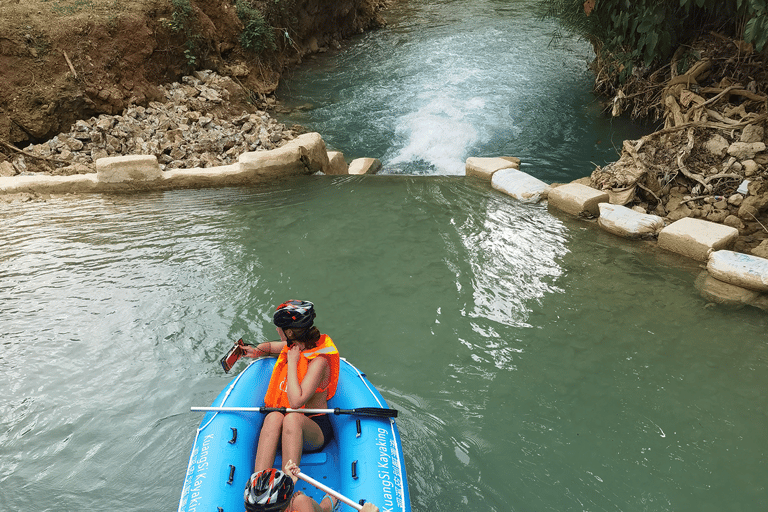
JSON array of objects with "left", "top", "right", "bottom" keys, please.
[
  {"left": 285, "top": 348, "right": 329, "bottom": 409},
  {"left": 241, "top": 341, "right": 285, "bottom": 358}
]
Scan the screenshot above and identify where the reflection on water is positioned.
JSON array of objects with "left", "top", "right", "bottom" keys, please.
[{"left": 0, "top": 179, "right": 766, "bottom": 512}]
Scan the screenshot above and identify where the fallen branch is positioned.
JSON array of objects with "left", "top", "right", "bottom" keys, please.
[{"left": 0, "top": 140, "right": 72, "bottom": 166}]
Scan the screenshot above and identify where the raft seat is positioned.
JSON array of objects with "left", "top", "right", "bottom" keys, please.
[{"left": 275, "top": 451, "right": 327, "bottom": 466}]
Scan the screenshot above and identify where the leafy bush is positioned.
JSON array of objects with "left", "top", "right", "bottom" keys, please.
[
  {"left": 236, "top": 0, "right": 276, "bottom": 53},
  {"left": 168, "top": 0, "right": 201, "bottom": 68},
  {"left": 542, "top": 0, "right": 768, "bottom": 82}
]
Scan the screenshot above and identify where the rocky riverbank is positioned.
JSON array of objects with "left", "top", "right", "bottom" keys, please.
[{"left": 0, "top": 70, "right": 300, "bottom": 179}]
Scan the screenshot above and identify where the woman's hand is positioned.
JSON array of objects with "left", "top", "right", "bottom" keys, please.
[
  {"left": 287, "top": 343, "right": 301, "bottom": 366},
  {"left": 283, "top": 459, "right": 299, "bottom": 484}
]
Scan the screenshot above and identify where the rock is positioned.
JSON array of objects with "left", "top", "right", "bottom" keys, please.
[
  {"left": 728, "top": 193, "right": 744, "bottom": 206},
  {"left": 753, "top": 240, "right": 768, "bottom": 259},
  {"left": 742, "top": 159, "right": 759, "bottom": 177},
  {"left": 348, "top": 157, "right": 382, "bottom": 175},
  {"left": 0, "top": 161, "right": 16, "bottom": 177},
  {"left": 723, "top": 215, "right": 744, "bottom": 229},
  {"left": 96, "top": 155, "right": 163, "bottom": 183},
  {"left": 738, "top": 194, "right": 768, "bottom": 220},
  {"left": 325, "top": 151, "right": 348, "bottom": 175},
  {"left": 727, "top": 141, "right": 766, "bottom": 160},
  {"left": 740, "top": 124, "right": 764, "bottom": 143},
  {"left": 704, "top": 134, "right": 729, "bottom": 157}
]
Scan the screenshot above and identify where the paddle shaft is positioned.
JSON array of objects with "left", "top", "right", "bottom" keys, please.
[
  {"left": 190, "top": 406, "right": 397, "bottom": 418},
  {"left": 296, "top": 471, "right": 363, "bottom": 511}
]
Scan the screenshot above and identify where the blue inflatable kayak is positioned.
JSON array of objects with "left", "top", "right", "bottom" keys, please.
[{"left": 178, "top": 357, "right": 411, "bottom": 512}]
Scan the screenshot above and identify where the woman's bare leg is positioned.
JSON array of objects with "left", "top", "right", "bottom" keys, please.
[
  {"left": 253, "top": 411, "right": 284, "bottom": 472},
  {"left": 280, "top": 413, "right": 324, "bottom": 471}
]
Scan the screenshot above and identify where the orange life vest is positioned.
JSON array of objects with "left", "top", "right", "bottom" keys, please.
[{"left": 263, "top": 334, "right": 340, "bottom": 408}]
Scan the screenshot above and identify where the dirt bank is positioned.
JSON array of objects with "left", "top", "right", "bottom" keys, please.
[{"left": 0, "top": 0, "right": 389, "bottom": 146}]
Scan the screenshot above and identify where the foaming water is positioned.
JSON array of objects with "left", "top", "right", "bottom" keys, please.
[{"left": 276, "top": 0, "right": 651, "bottom": 179}]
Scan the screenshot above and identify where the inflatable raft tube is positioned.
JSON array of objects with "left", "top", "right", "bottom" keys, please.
[{"left": 178, "top": 357, "right": 411, "bottom": 512}]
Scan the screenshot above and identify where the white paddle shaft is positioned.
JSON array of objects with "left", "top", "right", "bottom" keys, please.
[{"left": 296, "top": 471, "right": 363, "bottom": 511}]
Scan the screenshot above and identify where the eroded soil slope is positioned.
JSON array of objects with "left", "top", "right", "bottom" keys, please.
[{"left": 0, "top": 0, "right": 387, "bottom": 145}]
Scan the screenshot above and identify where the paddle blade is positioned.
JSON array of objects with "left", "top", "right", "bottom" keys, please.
[{"left": 337, "top": 407, "right": 398, "bottom": 418}]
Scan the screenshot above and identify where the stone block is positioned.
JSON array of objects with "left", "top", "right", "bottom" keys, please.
[
  {"left": 657, "top": 217, "right": 738, "bottom": 261},
  {"left": 491, "top": 168, "right": 550, "bottom": 203},
  {"left": 547, "top": 183, "right": 608, "bottom": 217},
  {"left": 96, "top": 155, "right": 162, "bottom": 183},
  {"left": 326, "top": 151, "right": 348, "bottom": 175},
  {"left": 465, "top": 157, "right": 518, "bottom": 180},
  {"left": 597, "top": 203, "right": 664, "bottom": 239},
  {"left": 348, "top": 158, "right": 382, "bottom": 175},
  {"left": 707, "top": 250, "right": 768, "bottom": 292},
  {"left": 240, "top": 132, "right": 329, "bottom": 177}
]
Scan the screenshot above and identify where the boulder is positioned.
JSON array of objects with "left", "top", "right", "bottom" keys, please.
[{"left": 325, "top": 151, "right": 348, "bottom": 175}]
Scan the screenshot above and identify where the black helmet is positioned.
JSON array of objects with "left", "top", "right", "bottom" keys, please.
[
  {"left": 244, "top": 468, "right": 294, "bottom": 512},
  {"left": 273, "top": 300, "right": 316, "bottom": 329}
]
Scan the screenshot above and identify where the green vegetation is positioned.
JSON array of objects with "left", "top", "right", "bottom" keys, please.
[
  {"left": 541, "top": 0, "right": 768, "bottom": 83},
  {"left": 43, "top": 0, "right": 95, "bottom": 15},
  {"left": 236, "top": 0, "right": 276, "bottom": 53},
  {"left": 167, "top": 0, "right": 202, "bottom": 68}
]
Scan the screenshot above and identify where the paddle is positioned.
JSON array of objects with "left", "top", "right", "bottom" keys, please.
[
  {"left": 295, "top": 470, "right": 363, "bottom": 511},
  {"left": 190, "top": 406, "right": 398, "bottom": 418}
]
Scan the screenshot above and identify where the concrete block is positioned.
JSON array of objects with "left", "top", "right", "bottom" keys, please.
[
  {"left": 707, "top": 250, "right": 768, "bottom": 292},
  {"left": 240, "top": 132, "right": 330, "bottom": 177},
  {"left": 326, "top": 151, "right": 348, "bottom": 175},
  {"left": 465, "top": 157, "right": 518, "bottom": 180},
  {"left": 547, "top": 183, "right": 608, "bottom": 217},
  {"left": 491, "top": 168, "right": 550, "bottom": 203},
  {"left": 658, "top": 217, "right": 738, "bottom": 261},
  {"left": 348, "top": 158, "right": 382, "bottom": 175},
  {"left": 597, "top": 203, "right": 664, "bottom": 239},
  {"left": 96, "top": 155, "right": 162, "bottom": 183}
]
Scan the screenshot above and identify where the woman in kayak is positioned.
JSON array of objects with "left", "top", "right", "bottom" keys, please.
[
  {"left": 244, "top": 461, "right": 381, "bottom": 512},
  {"left": 242, "top": 300, "right": 340, "bottom": 474}
]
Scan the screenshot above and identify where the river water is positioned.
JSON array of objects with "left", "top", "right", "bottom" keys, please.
[{"left": 1, "top": 1, "right": 767, "bottom": 512}]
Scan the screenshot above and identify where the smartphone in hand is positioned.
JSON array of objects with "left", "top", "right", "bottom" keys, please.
[{"left": 220, "top": 338, "right": 245, "bottom": 373}]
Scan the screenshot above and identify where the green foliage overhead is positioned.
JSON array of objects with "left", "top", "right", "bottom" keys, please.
[{"left": 542, "top": 0, "right": 768, "bottom": 82}]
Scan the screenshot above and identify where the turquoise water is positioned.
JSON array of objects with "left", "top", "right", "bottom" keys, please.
[
  {"left": 276, "top": 0, "right": 651, "bottom": 180},
  {"left": 1, "top": 0, "right": 766, "bottom": 511},
  {"left": 0, "top": 179, "right": 766, "bottom": 512}
]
